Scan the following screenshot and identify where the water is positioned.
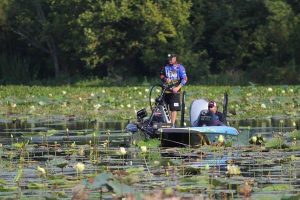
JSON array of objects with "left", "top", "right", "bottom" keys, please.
[{"left": 0, "top": 118, "right": 299, "bottom": 199}]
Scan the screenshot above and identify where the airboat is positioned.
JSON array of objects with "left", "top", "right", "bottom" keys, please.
[{"left": 126, "top": 84, "right": 239, "bottom": 147}]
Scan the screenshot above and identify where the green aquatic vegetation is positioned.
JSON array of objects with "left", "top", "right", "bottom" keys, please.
[
  {"left": 261, "top": 184, "right": 294, "bottom": 191},
  {"left": 180, "top": 176, "right": 210, "bottom": 188},
  {"left": 83, "top": 172, "right": 138, "bottom": 198},
  {"left": 0, "top": 185, "right": 19, "bottom": 192},
  {"left": 181, "top": 167, "right": 201, "bottom": 175},
  {"left": 0, "top": 85, "right": 299, "bottom": 121},
  {"left": 265, "top": 137, "right": 289, "bottom": 149},
  {"left": 12, "top": 142, "right": 27, "bottom": 149},
  {"left": 136, "top": 138, "right": 160, "bottom": 148},
  {"left": 289, "top": 145, "right": 300, "bottom": 151},
  {"left": 125, "top": 167, "right": 144, "bottom": 174},
  {"left": 251, "top": 194, "right": 283, "bottom": 200},
  {"left": 27, "top": 182, "right": 48, "bottom": 189},
  {"left": 47, "top": 158, "right": 69, "bottom": 174},
  {"left": 249, "top": 134, "right": 266, "bottom": 145},
  {"left": 0, "top": 179, "right": 7, "bottom": 185},
  {"left": 44, "top": 191, "right": 68, "bottom": 199},
  {"left": 288, "top": 130, "right": 300, "bottom": 140},
  {"left": 13, "top": 166, "right": 23, "bottom": 184}
]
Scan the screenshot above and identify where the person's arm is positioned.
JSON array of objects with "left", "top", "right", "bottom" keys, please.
[
  {"left": 160, "top": 66, "right": 171, "bottom": 84},
  {"left": 160, "top": 66, "right": 166, "bottom": 82},
  {"left": 218, "top": 112, "right": 225, "bottom": 123},
  {"left": 172, "top": 65, "right": 187, "bottom": 93}
]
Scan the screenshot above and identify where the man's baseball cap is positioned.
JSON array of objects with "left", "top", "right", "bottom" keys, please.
[
  {"left": 208, "top": 101, "right": 217, "bottom": 108},
  {"left": 167, "top": 53, "right": 177, "bottom": 60}
]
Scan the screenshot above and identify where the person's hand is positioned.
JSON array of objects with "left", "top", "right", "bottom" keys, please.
[
  {"left": 165, "top": 78, "right": 171, "bottom": 84},
  {"left": 172, "top": 86, "right": 180, "bottom": 93}
]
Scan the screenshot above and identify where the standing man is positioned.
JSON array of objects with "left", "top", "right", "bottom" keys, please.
[{"left": 160, "top": 54, "right": 187, "bottom": 127}]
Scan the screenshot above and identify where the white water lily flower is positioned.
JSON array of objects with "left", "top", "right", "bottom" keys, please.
[
  {"left": 141, "top": 146, "right": 147, "bottom": 153},
  {"left": 218, "top": 135, "right": 224, "bottom": 143},
  {"left": 227, "top": 164, "right": 241, "bottom": 175},
  {"left": 127, "top": 104, "right": 131, "bottom": 108},
  {"left": 267, "top": 88, "right": 273, "bottom": 92},
  {"left": 292, "top": 122, "right": 296, "bottom": 127},
  {"left": 93, "top": 104, "right": 101, "bottom": 110},
  {"left": 90, "top": 93, "right": 95, "bottom": 97},
  {"left": 138, "top": 92, "right": 142, "bottom": 95},
  {"left": 145, "top": 88, "right": 149, "bottom": 92},
  {"left": 78, "top": 97, "right": 82, "bottom": 101},
  {"left": 11, "top": 103, "right": 17, "bottom": 108},
  {"left": 144, "top": 95, "right": 147, "bottom": 98},
  {"left": 281, "top": 90, "right": 285, "bottom": 94},
  {"left": 37, "top": 166, "right": 46, "bottom": 175},
  {"left": 184, "top": 122, "right": 187, "bottom": 126},
  {"left": 102, "top": 89, "right": 105, "bottom": 93},
  {"left": 120, "top": 104, "right": 124, "bottom": 108},
  {"left": 30, "top": 105, "right": 35, "bottom": 110},
  {"left": 62, "top": 102, "right": 67, "bottom": 107},
  {"left": 48, "top": 93, "right": 53, "bottom": 97},
  {"left": 246, "top": 93, "right": 252, "bottom": 97},
  {"left": 74, "top": 162, "right": 85, "bottom": 173},
  {"left": 62, "top": 90, "right": 67, "bottom": 95},
  {"left": 38, "top": 101, "right": 45, "bottom": 106},
  {"left": 261, "top": 103, "right": 266, "bottom": 109},
  {"left": 153, "top": 160, "right": 160, "bottom": 165},
  {"left": 134, "top": 87, "right": 138, "bottom": 90},
  {"left": 119, "top": 147, "right": 127, "bottom": 155},
  {"left": 150, "top": 98, "right": 155, "bottom": 103},
  {"left": 251, "top": 136, "right": 257, "bottom": 143},
  {"left": 289, "top": 89, "right": 294, "bottom": 93},
  {"left": 71, "top": 141, "right": 76, "bottom": 148},
  {"left": 156, "top": 89, "right": 160, "bottom": 93}
]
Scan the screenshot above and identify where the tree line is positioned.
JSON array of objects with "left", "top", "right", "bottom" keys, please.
[{"left": 0, "top": 0, "right": 299, "bottom": 85}]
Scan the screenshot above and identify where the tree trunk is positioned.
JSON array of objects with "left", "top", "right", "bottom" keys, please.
[
  {"left": 34, "top": 1, "right": 60, "bottom": 78},
  {"left": 46, "top": 37, "right": 60, "bottom": 78}
]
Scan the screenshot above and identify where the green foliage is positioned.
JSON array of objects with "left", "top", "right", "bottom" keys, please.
[
  {"left": 180, "top": 175, "right": 210, "bottom": 187},
  {"left": 84, "top": 172, "right": 139, "bottom": 197},
  {"left": 136, "top": 138, "right": 160, "bottom": 148},
  {"left": 0, "top": 185, "right": 18, "bottom": 192},
  {"left": 265, "top": 137, "right": 288, "bottom": 149},
  {"left": 262, "top": 184, "right": 293, "bottom": 191},
  {"left": 0, "top": 85, "right": 298, "bottom": 121},
  {"left": 0, "top": 0, "right": 9, "bottom": 25},
  {"left": 288, "top": 130, "right": 300, "bottom": 140},
  {"left": 1, "top": 0, "right": 299, "bottom": 84}
]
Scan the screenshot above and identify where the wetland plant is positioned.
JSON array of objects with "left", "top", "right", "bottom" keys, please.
[
  {"left": 140, "top": 146, "right": 151, "bottom": 175},
  {"left": 226, "top": 164, "right": 241, "bottom": 176},
  {"left": 119, "top": 147, "right": 127, "bottom": 165},
  {"left": 74, "top": 162, "right": 85, "bottom": 180},
  {"left": 47, "top": 157, "right": 69, "bottom": 174}
]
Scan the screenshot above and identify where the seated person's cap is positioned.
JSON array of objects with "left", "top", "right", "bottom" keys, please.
[{"left": 208, "top": 101, "right": 217, "bottom": 108}]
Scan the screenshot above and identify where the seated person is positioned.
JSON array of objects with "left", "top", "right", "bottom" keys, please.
[{"left": 198, "top": 101, "right": 225, "bottom": 126}]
